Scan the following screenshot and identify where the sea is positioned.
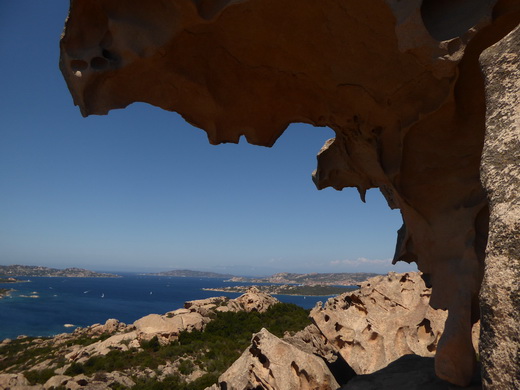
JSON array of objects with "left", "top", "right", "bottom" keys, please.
[{"left": 0, "top": 274, "right": 333, "bottom": 341}]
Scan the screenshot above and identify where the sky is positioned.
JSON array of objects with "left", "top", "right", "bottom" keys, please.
[{"left": 0, "top": 2, "right": 417, "bottom": 276}]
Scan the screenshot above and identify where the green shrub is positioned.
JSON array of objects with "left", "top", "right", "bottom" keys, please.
[
  {"left": 141, "top": 336, "right": 160, "bottom": 352},
  {"left": 64, "top": 362, "right": 85, "bottom": 376},
  {"left": 178, "top": 359, "right": 194, "bottom": 375},
  {"left": 24, "top": 368, "right": 55, "bottom": 384}
]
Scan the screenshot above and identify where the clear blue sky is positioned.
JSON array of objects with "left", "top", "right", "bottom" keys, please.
[{"left": 0, "top": 1, "right": 416, "bottom": 276}]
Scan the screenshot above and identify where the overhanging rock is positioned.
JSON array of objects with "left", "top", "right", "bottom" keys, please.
[{"left": 59, "top": 1, "right": 520, "bottom": 387}]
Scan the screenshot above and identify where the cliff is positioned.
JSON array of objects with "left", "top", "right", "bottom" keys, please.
[{"left": 59, "top": 1, "right": 520, "bottom": 387}]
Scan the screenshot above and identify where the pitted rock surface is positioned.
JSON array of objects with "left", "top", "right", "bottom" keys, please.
[
  {"left": 215, "top": 328, "right": 340, "bottom": 390},
  {"left": 311, "top": 272, "right": 448, "bottom": 375}
]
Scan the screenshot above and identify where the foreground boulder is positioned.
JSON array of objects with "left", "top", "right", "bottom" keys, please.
[{"left": 211, "top": 328, "right": 340, "bottom": 390}]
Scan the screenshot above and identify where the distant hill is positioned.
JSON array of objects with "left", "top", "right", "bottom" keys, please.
[
  {"left": 0, "top": 265, "right": 119, "bottom": 278},
  {"left": 226, "top": 272, "right": 380, "bottom": 286},
  {"left": 147, "top": 269, "right": 235, "bottom": 278},
  {"left": 147, "top": 270, "right": 379, "bottom": 286}
]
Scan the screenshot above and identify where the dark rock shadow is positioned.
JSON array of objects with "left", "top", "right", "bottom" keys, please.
[{"left": 342, "top": 355, "right": 482, "bottom": 390}]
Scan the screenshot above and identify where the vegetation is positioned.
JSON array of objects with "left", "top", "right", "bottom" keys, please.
[
  {"left": 0, "top": 337, "right": 54, "bottom": 372},
  {"left": 63, "top": 303, "right": 311, "bottom": 389},
  {"left": 24, "top": 368, "right": 55, "bottom": 384},
  {"left": 0, "top": 278, "right": 18, "bottom": 283}
]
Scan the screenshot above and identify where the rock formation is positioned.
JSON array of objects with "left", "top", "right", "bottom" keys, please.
[
  {"left": 59, "top": 1, "right": 520, "bottom": 387},
  {"left": 207, "top": 272, "right": 479, "bottom": 389},
  {"left": 211, "top": 328, "right": 340, "bottom": 390},
  {"left": 311, "top": 272, "right": 448, "bottom": 375},
  {"left": 478, "top": 24, "right": 520, "bottom": 390}
]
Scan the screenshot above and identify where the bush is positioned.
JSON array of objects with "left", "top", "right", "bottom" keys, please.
[
  {"left": 141, "top": 336, "right": 160, "bottom": 352},
  {"left": 178, "top": 359, "right": 194, "bottom": 375},
  {"left": 24, "top": 368, "right": 55, "bottom": 384},
  {"left": 64, "top": 362, "right": 85, "bottom": 376}
]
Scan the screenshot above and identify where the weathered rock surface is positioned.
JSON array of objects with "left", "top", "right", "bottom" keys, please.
[
  {"left": 226, "top": 286, "right": 280, "bottom": 313},
  {"left": 0, "top": 373, "right": 41, "bottom": 390},
  {"left": 60, "top": 2, "right": 520, "bottom": 386},
  {"left": 134, "top": 312, "right": 208, "bottom": 341},
  {"left": 479, "top": 24, "right": 520, "bottom": 390},
  {"left": 215, "top": 328, "right": 340, "bottom": 390},
  {"left": 311, "top": 272, "right": 448, "bottom": 375}
]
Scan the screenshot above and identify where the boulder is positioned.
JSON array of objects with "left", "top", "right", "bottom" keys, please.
[
  {"left": 226, "top": 286, "right": 279, "bottom": 313},
  {"left": 134, "top": 311, "right": 208, "bottom": 342},
  {"left": 43, "top": 375, "right": 72, "bottom": 389},
  {"left": 216, "top": 328, "right": 339, "bottom": 390},
  {"left": 311, "top": 272, "right": 448, "bottom": 375},
  {"left": 284, "top": 324, "right": 341, "bottom": 365}
]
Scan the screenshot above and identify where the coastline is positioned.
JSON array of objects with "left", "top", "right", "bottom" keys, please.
[{"left": 203, "top": 284, "right": 358, "bottom": 297}]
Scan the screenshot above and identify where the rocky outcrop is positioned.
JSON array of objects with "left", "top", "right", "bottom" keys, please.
[
  {"left": 225, "top": 286, "right": 280, "bottom": 313},
  {"left": 479, "top": 24, "right": 520, "bottom": 390},
  {"left": 214, "top": 328, "right": 340, "bottom": 390},
  {"left": 311, "top": 272, "right": 448, "bottom": 375},
  {"left": 60, "top": 2, "right": 520, "bottom": 386}
]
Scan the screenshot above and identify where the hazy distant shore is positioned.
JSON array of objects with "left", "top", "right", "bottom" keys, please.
[
  {"left": 204, "top": 284, "right": 358, "bottom": 296},
  {"left": 0, "top": 265, "right": 119, "bottom": 278}
]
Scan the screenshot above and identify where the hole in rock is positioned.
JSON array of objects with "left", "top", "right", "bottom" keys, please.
[
  {"left": 421, "top": 0, "right": 493, "bottom": 41},
  {"left": 102, "top": 49, "right": 117, "bottom": 61},
  {"left": 70, "top": 59, "right": 88, "bottom": 71},
  {"left": 90, "top": 56, "right": 109, "bottom": 70}
]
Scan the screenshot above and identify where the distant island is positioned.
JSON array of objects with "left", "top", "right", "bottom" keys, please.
[
  {"left": 0, "top": 265, "right": 119, "bottom": 278},
  {"left": 146, "top": 270, "right": 379, "bottom": 286},
  {"left": 204, "top": 284, "right": 358, "bottom": 296},
  {"left": 226, "top": 272, "right": 380, "bottom": 286},
  {"left": 146, "top": 269, "right": 235, "bottom": 278}
]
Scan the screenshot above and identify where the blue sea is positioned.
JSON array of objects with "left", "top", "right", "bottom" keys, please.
[{"left": 0, "top": 274, "right": 331, "bottom": 340}]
